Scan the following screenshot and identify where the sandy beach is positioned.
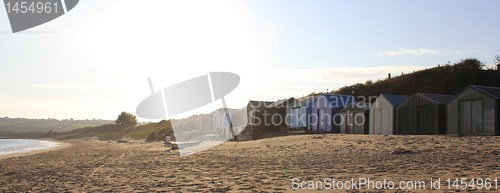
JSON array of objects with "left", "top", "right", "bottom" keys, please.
[{"left": 0, "top": 135, "right": 498, "bottom": 192}]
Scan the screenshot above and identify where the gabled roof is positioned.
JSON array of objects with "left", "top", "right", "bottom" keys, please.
[
  {"left": 290, "top": 96, "right": 315, "bottom": 108},
  {"left": 214, "top": 108, "right": 239, "bottom": 115},
  {"left": 417, "top": 93, "right": 454, "bottom": 104},
  {"left": 341, "top": 101, "right": 371, "bottom": 112},
  {"left": 380, "top": 94, "right": 409, "bottom": 106},
  {"left": 356, "top": 101, "right": 372, "bottom": 110},
  {"left": 469, "top": 85, "right": 500, "bottom": 99},
  {"left": 268, "top": 98, "right": 295, "bottom": 108},
  {"left": 319, "top": 94, "right": 355, "bottom": 100},
  {"left": 315, "top": 94, "right": 356, "bottom": 107}
]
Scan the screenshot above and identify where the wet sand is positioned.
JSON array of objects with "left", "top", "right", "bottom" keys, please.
[
  {"left": 0, "top": 140, "right": 71, "bottom": 160},
  {"left": 0, "top": 135, "right": 498, "bottom": 192}
]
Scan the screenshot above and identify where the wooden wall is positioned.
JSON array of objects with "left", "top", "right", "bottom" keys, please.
[{"left": 447, "top": 88, "right": 497, "bottom": 136}]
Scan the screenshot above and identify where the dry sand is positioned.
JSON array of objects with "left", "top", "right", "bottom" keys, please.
[{"left": 0, "top": 135, "right": 498, "bottom": 192}]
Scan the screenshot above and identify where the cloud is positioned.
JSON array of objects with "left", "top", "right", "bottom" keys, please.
[
  {"left": 25, "top": 66, "right": 432, "bottom": 119},
  {"left": 32, "top": 83, "right": 107, "bottom": 90},
  {"left": 442, "top": 50, "right": 480, "bottom": 56},
  {"left": 371, "top": 49, "right": 439, "bottom": 56},
  {"left": 371, "top": 49, "right": 481, "bottom": 57},
  {"left": 240, "top": 65, "right": 430, "bottom": 99},
  {"left": 279, "top": 66, "right": 427, "bottom": 85},
  {"left": 0, "top": 95, "right": 31, "bottom": 100},
  {"left": 31, "top": 83, "right": 114, "bottom": 95}
]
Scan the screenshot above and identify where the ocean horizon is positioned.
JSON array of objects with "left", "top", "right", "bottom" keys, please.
[{"left": 0, "top": 139, "right": 60, "bottom": 156}]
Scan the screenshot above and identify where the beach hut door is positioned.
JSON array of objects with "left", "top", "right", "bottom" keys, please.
[
  {"left": 318, "top": 109, "right": 326, "bottom": 131},
  {"left": 471, "top": 100, "right": 482, "bottom": 135},
  {"left": 460, "top": 100, "right": 483, "bottom": 135}
]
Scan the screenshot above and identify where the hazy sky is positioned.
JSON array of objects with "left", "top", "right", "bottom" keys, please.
[{"left": 1, "top": 0, "right": 499, "bottom": 120}]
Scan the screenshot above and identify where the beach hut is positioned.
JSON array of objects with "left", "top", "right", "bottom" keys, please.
[
  {"left": 210, "top": 108, "right": 252, "bottom": 141},
  {"left": 246, "top": 100, "right": 273, "bottom": 138},
  {"left": 212, "top": 108, "right": 234, "bottom": 139},
  {"left": 287, "top": 96, "right": 314, "bottom": 130},
  {"left": 369, "top": 94, "right": 409, "bottom": 135},
  {"left": 309, "top": 94, "right": 356, "bottom": 133},
  {"left": 195, "top": 114, "right": 213, "bottom": 131},
  {"left": 396, "top": 93, "right": 453, "bottom": 135},
  {"left": 266, "top": 98, "right": 295, "bottom": 133},
  {"left": 231, "top": 108, "right": 252, "bottom": 141},
  {"left": 246, "top": 101, "right": 273, "bottom": 127},
  {"left": 447, "top": 85, "right": 500, "bottom": 136},
  {"left": 212, "top": 109, "right": 228, "bottom": 130},
  {"left": 339, "top": 101, "right": 370, "bottom": 134}
]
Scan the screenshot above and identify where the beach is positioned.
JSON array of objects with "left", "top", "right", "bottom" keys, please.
[{"left": 0, "top": 135, "right": 498, "bottom": 192}]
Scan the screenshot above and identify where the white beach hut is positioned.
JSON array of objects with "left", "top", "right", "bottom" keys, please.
[{"left": 369, "top": 94, "right": 409, "bottom": 135}]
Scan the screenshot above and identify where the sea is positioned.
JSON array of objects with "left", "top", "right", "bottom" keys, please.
[{"left": 0, "top": 139, "right": 60, "bottom": 156}]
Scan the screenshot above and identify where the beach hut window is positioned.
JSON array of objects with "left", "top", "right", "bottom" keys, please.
[
  {"left": 299, "top": 107, "right": 307, "bottom": 128},
  {"left": 290, "top": 107, "right": 307, "bottom": 128}
]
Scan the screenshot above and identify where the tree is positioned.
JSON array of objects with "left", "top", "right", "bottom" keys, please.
[
  {"left": 115, "top": 112, "right": 138, "bottom": 127},
  {"left": 453, "top": 58, "right": 483, "bottom": 71},
  {"left": 495, "top": 55, "right": 500, "bottom": 65}
]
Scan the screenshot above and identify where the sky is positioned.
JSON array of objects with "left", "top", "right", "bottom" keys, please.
[{"left": 0, "top": 0, "right": 499, "bottom": 120}]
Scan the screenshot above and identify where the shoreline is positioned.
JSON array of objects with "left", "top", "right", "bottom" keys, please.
[{"left": 0, "top": 139, "right": 71, "bottom": 160}]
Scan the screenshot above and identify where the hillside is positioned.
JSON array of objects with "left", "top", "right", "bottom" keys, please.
[
  {"left": 0, "top": 120, "right": 174, "bottom": 142},
  {"left": 4, "top": 108, "right": 239, "bottom": 141},
  {"left": 51, "top": 120, "right": 174, "bottom": 141},
  {"left": 0, "top": 106, "right": 234, "bottom": 141},
  {"left": 332, "top": 59, "right": 500, "bottom": 100},
  {"left": 47, "top": 108, "right": 242, "bottom": 141},
  {"left": 0, "top": 117, "right": 113, "bottom": 133}
]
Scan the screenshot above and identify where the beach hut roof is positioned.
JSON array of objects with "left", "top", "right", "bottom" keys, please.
[
  {"left": 248, "top": 100, "right": 273, "bottom": 110},
  {"left": 380, "top": 94, "right": 409, "bottom": 106},
  {"left": 417, "top": 93, "right": 454, "bottom": 104},
  {"left": 314, "top": 94, "right": 355, "bottom": 102},
  {"left": 341, "top": 101, "right": 371, "bottom": 112},
  {"left": 315, "top": 94, "right": 356, "bottom": 106},
  {"left": 268, "top": 98, "right": 295, "bottom": 108},
  {"left": 214, "top": 108, "right": 239, "bottom": 114},
  {"left": 468, "top": 85, "right": 500, "bottom": 99},
  {"left": 291, "top": 96, "right": 315, "bottom": 107},
  {"left": 354, "top": 101, "right": 372, "bottom": 110},
  {"left": 319, "top": 94, "right": 354, "bottom": 99}
]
